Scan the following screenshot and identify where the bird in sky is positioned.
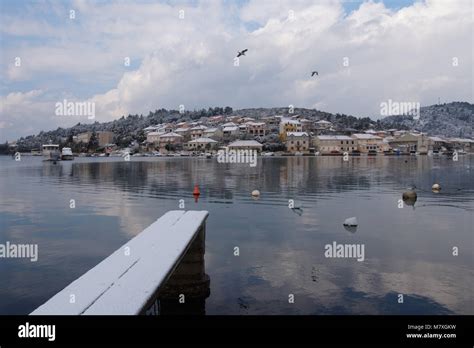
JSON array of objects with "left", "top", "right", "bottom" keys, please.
[
  {"left": 311, "top": 71, "right": 318, "bottom": 77},
  {"left": 237, "top": 49, "right": 248, "bottom": 57}
]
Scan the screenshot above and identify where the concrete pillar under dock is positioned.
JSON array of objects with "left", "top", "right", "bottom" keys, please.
[{"left": 146, "top": 225, "right": 210, "bottom": 315}]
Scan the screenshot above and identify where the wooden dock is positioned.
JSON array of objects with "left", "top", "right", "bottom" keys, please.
[{"left": 31, "top": 210, "right": 209, "bottom": 315}]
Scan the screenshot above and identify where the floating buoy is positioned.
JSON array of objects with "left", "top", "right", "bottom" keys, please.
[
  {"left": 251, "top": 190, "right": 260, "bottom": 197},
  {"left": 432, "top": 183, "right": 441, "bottom": 192},
  {"left": 193, "top": 184, "right": 200, "bottom": 202},
  {"left": 402, "top": 191, "right": 417, "bottom": 200},
  {"left": 402, "top": 190, "right": 417, "bottom": 206},
  {"left": 343, "top": 217, "right": 358, "bottom": 227},
  {"left": 343, "top": 225, "right": 357, "bottom": 234}
]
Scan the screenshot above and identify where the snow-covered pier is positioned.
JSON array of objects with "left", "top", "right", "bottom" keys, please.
[{"left": 31, "top": 210, "right": 210, "bottom": 315}]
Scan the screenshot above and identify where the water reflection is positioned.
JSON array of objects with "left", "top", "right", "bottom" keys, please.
[{"left": 0, "top": 156, "right": 472, "bottom": 315}]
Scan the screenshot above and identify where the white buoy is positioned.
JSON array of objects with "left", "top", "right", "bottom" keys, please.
[
  {"left": 343, "top": 217, "right": 358, "bottom": 227},
  {"left": 432, "top": 183, "right": 441, "bottom": 191},
  {"left": 251, "top": 190, "right": 260, "bottom": 197}
]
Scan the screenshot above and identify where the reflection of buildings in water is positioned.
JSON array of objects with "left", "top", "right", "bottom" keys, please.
[
  {"left": 41, "top": 161, "right": 64, "bottom": 177},
  {"left": 279, "top": 157, "right": 312, "bottom": 189},
  {"left": 147, "top": 224, "right": 210, "bottom": 315}
]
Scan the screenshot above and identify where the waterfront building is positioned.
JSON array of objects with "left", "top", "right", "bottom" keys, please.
[
  {"left": 186, "top": 137, "right": 218, "bottom": 151},
  {"left": 158, "top": 132, "right": 183, "bottom": 150},
  {"left": 388, "top": 133, "right": 421, "bottom": 153},
  {"left": 314, "top": 135, "right": 355, "bottom": 154},
  {"left": 228, "top": 140, "right": 263, "bottom": 152},
  {"left": 351, "top": 133, "right": 384, "bottom": 153},
  {"left": 286, "top": 132, "right": 310, "bottom": 154},
  {"left": 448, "top": 138, "right": 474, "bottom": 153}
]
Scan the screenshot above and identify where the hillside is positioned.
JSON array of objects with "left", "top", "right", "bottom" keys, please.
[
  {"left": 379, "top": 102, "right": 473, "bottom": 138},
  {"left": 7, "top": 102, "right": 473, "bottom": 152}
]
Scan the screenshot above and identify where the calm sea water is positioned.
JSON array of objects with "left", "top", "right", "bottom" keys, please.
[{"left": 0, "top": 155, "right": 473, "bottom": 315}]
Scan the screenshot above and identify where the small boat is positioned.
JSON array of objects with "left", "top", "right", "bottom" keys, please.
[
  {"left": 351, "top": 150, "right": 361, "bottom": 156},
  {"left": 367, "top": 150, "right": 377, "bottom": 156},
  {"left": 42, "top": 144, "right": 60, "bottom": 161},
  {"left": 263, "top": 152, "right": 274, "bottom": 157},
  {"left": 61, "top": 147, "right": 74, "bottom": 160}
]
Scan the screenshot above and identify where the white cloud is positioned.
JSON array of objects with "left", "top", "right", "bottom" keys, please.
[{"left": 0, "top": 0, "right": 472, "bottom": 141}]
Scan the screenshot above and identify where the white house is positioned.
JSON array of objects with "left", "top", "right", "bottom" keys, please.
[{"left": 186, "top": 137, "right": 218, "bottom": 151}]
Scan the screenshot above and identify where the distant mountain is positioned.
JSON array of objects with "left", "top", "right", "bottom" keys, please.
[{"left": 379, "top": 102, "right": 473, "bottom": 138}]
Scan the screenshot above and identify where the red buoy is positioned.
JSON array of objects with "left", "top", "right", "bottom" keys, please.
[{"left": 193, "top": 184, "right": 200, "bottom": 202}]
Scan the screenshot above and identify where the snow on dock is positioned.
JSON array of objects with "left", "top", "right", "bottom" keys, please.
[{"left": 31, "top": 210, "right": 209, "bottom": 315}]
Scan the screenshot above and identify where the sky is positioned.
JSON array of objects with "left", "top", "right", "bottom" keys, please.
[{"left": 0, "top": 0, "right": 472, "bottom": 142}]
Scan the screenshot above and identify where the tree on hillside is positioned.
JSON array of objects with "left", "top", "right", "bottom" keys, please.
[{"left": 88, "top": 132, "right": 99, "bottom": 152}]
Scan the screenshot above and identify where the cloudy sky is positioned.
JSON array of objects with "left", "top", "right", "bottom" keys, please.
[{"left": 0, "top": 0, "right": 472, "bottom": 141}]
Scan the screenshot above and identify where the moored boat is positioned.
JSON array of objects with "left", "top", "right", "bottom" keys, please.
[
  {"left": 42, "top": 144, "right": 60, "bottom": 161},
  {"left": 61, "top": 147, "right": 74, "bottom": 160}
]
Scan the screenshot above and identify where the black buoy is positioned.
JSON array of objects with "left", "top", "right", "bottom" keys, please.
[{"left": 402, "top": 190, "right": 417, "bottom": 206}]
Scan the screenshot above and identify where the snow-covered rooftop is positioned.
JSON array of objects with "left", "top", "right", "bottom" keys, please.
[
  {"left": 204, "top": 127, "right": 218, "bottom": 132},
  {"left": 188, "top": 137, "right": 218, "bottom": 143},
  {"left": 223, "top": 126, "right": 239, "bottom": 131},
  {"left": 352, "top": 133, "right": 382, "bottom": 140},
  {"left": 175, "top": 127, "right": 190, "bottom": 132},
  {"left": 228, "top": 140, "right": 263, "bottom": 147},
  {"left": 287, "top": 132, "right": 309, "bottom": 137},
  {"left": 222, "top": 122, "right": 237, "bottom": 127},
  {"left": 317, "top": 135, "right": 353, "bottom": 141},
  {"left": 190, "top": 125, "right": 207, "bottom": 131},
  {"left": 160, "top": 132, "right": 183, "bottom": 138}
]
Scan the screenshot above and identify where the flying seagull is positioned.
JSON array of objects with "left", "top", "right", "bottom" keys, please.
[
  {"left": 237, "top": 49, "right": 248, "bottom": 57},
  {"left": 311, "top": 71, "right": 318, "bottom": 77}
]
